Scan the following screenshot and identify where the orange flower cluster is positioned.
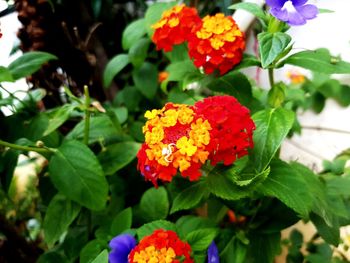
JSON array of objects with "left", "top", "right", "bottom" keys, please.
[
  {"left": 137, "top": 95, "right": 255, "bottom": 186},
  {"left": 188, "top": 14, "right": 245, "bottom": 75},
  {"left": 151, "top": 5, "right": 245, "bottom": 75},
  {"left": 128, "top": 229, "right": 193, "bottom": 263},
  {"left": 152, "top": 4, "right": 201, "bottom": 52}
]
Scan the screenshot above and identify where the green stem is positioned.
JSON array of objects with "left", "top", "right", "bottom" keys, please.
[
  {"left": 268, "top": 68, "right": 275, "bottom": 89},
  {"left": 0, "top": 84, "right": 29, "bottom": 109},
  {"left": 0, "top": 139, "right": 54, "bottom": 154},
  {"left": 83, "top": 86, "right": 91, "bottom": 145}
]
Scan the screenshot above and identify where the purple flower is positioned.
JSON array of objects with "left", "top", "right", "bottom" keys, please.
[
  {"left": 266, "top": 0, "right": 318, "bottom": 26},
  {"left": 109, "top": 234, "right": 136, "bottom": 263},
  {"left": 208, "top": 241, "right": 220, "bottom": 263}
]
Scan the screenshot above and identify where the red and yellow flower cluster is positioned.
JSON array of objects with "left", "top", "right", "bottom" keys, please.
[
  {"left": 152, "top": 4, "right": 201, "bottom": 52},
  {"left": 137, "top": 95, "right": 255, "bottom": 186},
  {"left": 151, "top": 5, "right": 245, "bottom": 75},
  {"left": 188, "top": 14, "right": 245, "bottom": 75},
  {"left": 128, "top": 229, "right": 193, "bottom": 263}
]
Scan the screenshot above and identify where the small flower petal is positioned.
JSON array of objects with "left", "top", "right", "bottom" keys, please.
[
  {"left": 291, "top": 0, "right": 308, "bottom": 6},
  {"left": 295, "top": 4, "right": 318, "bottom": 19},
  {"left": 287, "top": 11, "right": 307, "bottom": 25},
  {"left": 270, "top": 8, "right": 289, "bottom": 21},
  {"left": 208, "top": 241, "right": 220, "bottom": 263},
  {"left": 109, "top": 234, "right": 136, "bottom": 263},
  {"left": 266, "top": 0, "right": 286, "bottom": 8}
]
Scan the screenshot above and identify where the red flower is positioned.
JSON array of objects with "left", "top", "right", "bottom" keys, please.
[
  {"left": 152, "top": 4, "right": 201, "bottom": 52},
  {"left": 128, "top": 229, "right": 193, "bottom": 263},
  {"left": 188, "top": 14, "right": 245, "bottom": 75},
  {"left": 194, "top": 96, "right": 255, "bottom": 165}
]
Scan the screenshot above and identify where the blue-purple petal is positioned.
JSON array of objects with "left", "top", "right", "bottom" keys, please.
[
  {"left": 270, "top": 8, "right": 289, "bottom": 21},
  {"left": 109, "top": 234, "right": 136, "bottom": 263},
  {"left": 286, "top": 10, "right": 307, "bottom": 25},
  {"left": 267, "top": 0, "right": 318, "bottom": 26},
  {"left": 266, "top": 0, "right": 287, "bottom": 8},
  {"left": 207, "top": 241, "right": 220, "bottom": 263},
  {"left": 295, "top": 4, "right": 318, "bottom": 19},
  {"left": 291, "top": 0, "right": 308, "bottom": 7}
]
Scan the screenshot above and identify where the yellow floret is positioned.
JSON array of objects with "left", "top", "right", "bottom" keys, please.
[
  {"left": 132, "top": 246, "right": 176, "bottom": 263},
  {"left": 168, "top": 17, "right": 180, "bottom": 27},
  {"left": 177, "top": 106, "right": 194, "bottom": 125},
  {"left": 176, "top": 136, "right": 197, "bottom": 156},
  {"left": 145, "top": 126, "right": 164, "bottom": 145},
  {"left": 161, "top": 109, "right": 178, "bottom": 127}
]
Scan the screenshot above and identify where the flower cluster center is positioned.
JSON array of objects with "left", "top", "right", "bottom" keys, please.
[
  {"left": 196, "top": 13, "right": 242, "bottom": 50},
  {"left": 132, "top": 245, "right": 176, "bottom": 263},
  {"left": 143, "top": 104, "right": 211, "bottom": 172}
]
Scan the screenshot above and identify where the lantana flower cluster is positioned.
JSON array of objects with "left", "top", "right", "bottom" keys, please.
[
  {"left": 109, "top": 230, "right": 193, "bottom": 263},
  {"left": 151, "top": 4, "right": 245, "bottom": 75},
  {"left": 109, "top": 229, "right": 219, "bottom": 263},
  {"left": 137, "top": 95, "right": 255, "bottom": 186}
]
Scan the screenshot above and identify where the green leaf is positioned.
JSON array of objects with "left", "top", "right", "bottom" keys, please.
[
  {"left": 257, "top": 160, "right": 313, "bottom": 218},
  {"left": 283, "top": 48, "right": 350, "bottom": 74},
  {"left": 176, "top": 216, "right": 216, "bottom": 239},
  {"left": 37, "top": 252, "right": 69, "bottom": 263},
  {"left": 129, "top": 38, "right": 151, "bottom": 68},
  {"left": 318, "top": 8, "right": 334, "bottom": 14},
  {"left": 103, "top": 54, "right": 129, "bottom": 88},
  {"left": 221, "top": 237, "right": 248, "bottom": 263},
  {"left": 110, "top": 207, "right": 132, "bottom": 236},
  {"left": 90, "top": 249, "right": 108, "bottom": 263},
  {"left": 133, "top": 62, "right": 158, "bottom": 99},
  {"left": 186, "top": 228, "right": 217, "bottom": 252},
  {"left": 80, "top": 240, "right": 106, "bottom": 263},
  {"left": 8, "top": 51, "right": 57, "bottom": 80},
  {"left": 251, "top": 108, "right": 295, "bottom": 172},
  {"left": 170, "top": 181, "right": 209, "bottom": 214},
  {"left": 165, "top": 43, "right": 189, "bottom": 62},
  {"left": 258, "top": 32, "right": 292, "bottom": 68},
  {"left": 122, "top": 19, "right": 147, "bottom": 50},
  {"left": 136, "top": 220, "right": 176, "bottom": 240},
  {"left": 0, "top": 149, "right": 19, "bottom": 193},
  {"left": 140, "top": 186, "right": 169, "bottom": 221},
  {"left": 229, "top": 2, "right": 267, "bottom": 21},
  {"left": 43, "top": 194, "right": 81, "bottom": 246},
  {"left": 98, "top": 142, "right": 141, "bottom": 175},
  {"left": 246, "top": 233, "right": 281, "bottom": 263},
  {"left": 290, "top": 162, "right": 332, "bottom": 225},
  {"left": 310, "top": 213, "right": 340, "bottom": 246},
  {"left": 267, "top": 82, "right": 286, "bottom": 108},
  {"left": 0, "top": 66, "right": 14, "bottom": 82},
  {"left": 207, "top": 71, "right": 261, "bottom": 111},
  {"left": 43, "top": 104, "right": 76, "bottom": 136},
  {"left": 207, "top": 166, "right": 252, "bottom": 200},
  {"left": 49, "top": 140, "right": 108, "bottom": 210},
  {"left": 62, "top": 227, "right": 88, "bottom": 261},
  {"left": 66, "top": 115, "right": 121, "bottom": 144},
  {"left": 234, "top": 54, "right": 261, "bottom": 70},
  {"left": 165, "top": 60, "right": 198, "bottom": 82},
  {"left": 145, "top": 2, "right": 176, "bottom": 37}
]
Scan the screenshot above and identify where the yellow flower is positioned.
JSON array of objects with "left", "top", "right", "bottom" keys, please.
[
  {"left": 177, "top": 106, "right": 194, "bottom": 125},
  {"left": 145, "top": 126, "right": 164, "bottom": 145},
  {"left": 161, "top": 109, "right": 178, "bottom": 127},
  {"left": 145, "top": 109, "right": 159, "bottom": 120},
  {"left": 133, "top": 246, "right": 176, "bottom": 263},
  {"left": 190, "top": 119, "right": 211, "bottom": 147},
  {"left": 176, "top": 136, "right": 197, "bottom": 156}
]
